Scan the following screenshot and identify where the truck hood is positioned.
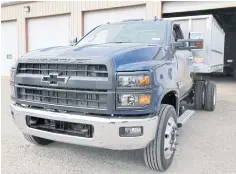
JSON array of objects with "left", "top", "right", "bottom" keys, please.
[{"left": 22, "top": 43, "right": 168, "bottom": 71}]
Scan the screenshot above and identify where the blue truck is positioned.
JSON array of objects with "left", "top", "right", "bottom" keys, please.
[{"left": 10, "top": 18, "right": 217, "bottom": 171}]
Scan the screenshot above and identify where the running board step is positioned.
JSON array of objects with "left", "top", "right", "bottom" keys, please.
[{"left": 177, "top": 110, "right": 195, "bottom": 128}]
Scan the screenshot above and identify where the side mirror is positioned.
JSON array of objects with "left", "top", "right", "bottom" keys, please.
[
  {"left": 70, "top": 37, "right": 80, "bottom": 46},
  {"left": 173, "top": 39, "right": 204, "bottom": 50}
]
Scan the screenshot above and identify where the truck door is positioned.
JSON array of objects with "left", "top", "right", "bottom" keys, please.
[{"left": 173, "top": 24, "right": 193, "bottom": 98}]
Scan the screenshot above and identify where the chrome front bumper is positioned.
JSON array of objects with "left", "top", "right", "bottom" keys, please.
[{"left": 10, "top": 104, "right": 158, "bottom": 150}]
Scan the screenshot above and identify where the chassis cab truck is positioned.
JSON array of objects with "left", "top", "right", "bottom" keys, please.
[{"left": 10, "top": 18, "right": 216, "bottom": 171}]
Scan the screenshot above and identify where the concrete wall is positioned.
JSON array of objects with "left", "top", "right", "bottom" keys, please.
[{"left": 1, "top": 1, "right": 162, "bottom": 56}]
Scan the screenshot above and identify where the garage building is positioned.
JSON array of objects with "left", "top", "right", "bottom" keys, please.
[{"left": 1, "top": 1, "right": 236, "bottom": 76}]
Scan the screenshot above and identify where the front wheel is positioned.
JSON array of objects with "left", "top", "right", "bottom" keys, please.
[{"left": 144, "top": 104, "right": 178, "bottom": 171}]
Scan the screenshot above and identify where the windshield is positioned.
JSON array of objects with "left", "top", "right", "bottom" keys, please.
[{"left": 77, "top": 21, "right": 166, "bottom": 46}]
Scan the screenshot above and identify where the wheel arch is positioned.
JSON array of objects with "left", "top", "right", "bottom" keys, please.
[{"left": 157, "top": 90, "right": 179, "bottom": 115}]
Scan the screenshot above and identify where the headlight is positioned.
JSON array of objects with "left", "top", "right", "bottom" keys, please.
[
  {"left": 118, "top": 75, "right": 150, "bottom": 87},
  {"left": 117, "top": 93, "right": 151, "bottom": 108}
]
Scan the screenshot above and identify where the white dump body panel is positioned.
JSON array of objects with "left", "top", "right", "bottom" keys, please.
[{"left": 167, "top": 15, "right": 225, "bottom": 73}]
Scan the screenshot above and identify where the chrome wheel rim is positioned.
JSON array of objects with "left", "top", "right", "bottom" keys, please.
[{"left": 164, "top": 117, "right": 177, "bottom": 159}]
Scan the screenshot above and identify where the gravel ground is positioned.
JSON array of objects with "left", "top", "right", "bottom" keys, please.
[{"left": 1, "top": 76, "right": 236, "bottom": 174}]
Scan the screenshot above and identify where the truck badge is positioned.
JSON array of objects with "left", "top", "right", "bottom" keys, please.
[{"left": 41, "top": 73, "right": 69, "bottom": 86}]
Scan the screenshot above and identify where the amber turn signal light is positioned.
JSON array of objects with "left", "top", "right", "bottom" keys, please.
[
  {"left": 138, "top": 95, "right": 151, "bottom": 105},
  {"left": 195, "top": 41, "right": 203, "bottom": 47},
  {"left": 138, "top": 76, "right": 150, "bottom": 86}
]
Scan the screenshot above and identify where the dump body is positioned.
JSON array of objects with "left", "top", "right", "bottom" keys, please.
[{"left": 167, "top": 15, "right": 225, "bottom": 73}]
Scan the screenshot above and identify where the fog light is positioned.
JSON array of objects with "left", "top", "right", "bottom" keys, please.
[{"left": 119, "top": 126, "right": 143, "bottom": 137}]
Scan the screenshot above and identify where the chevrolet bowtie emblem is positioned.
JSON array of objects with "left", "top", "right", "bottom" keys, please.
[{"left": 41, "top": 73, "right": 69, "bottom": 86}]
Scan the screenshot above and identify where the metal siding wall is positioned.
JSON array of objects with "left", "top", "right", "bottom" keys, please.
[
  {"left": 1, "top": 5, "right": 17, "bottom": 20},
  {"left": 146, "top": 1, "right": 162, "bottom": 19},
  {"left": 1, "top": 1, "right": 162, "bottom": 55},
  {"left": 80, "top": 1, "right": 146, "bottom": 12}
]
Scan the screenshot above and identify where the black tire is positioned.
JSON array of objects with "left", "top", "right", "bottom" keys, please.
[
  {"left": 23, "top": 133, "right": 53, "bottom": 145},
  {"left": 204, "top": 81, "right": 216, "bottom": 111},
  {"left": 194, "top": 80, "right": 205, "bottom": 110},
  {"left": 144, "top": 104, "right": 177, "bottom": 171}
]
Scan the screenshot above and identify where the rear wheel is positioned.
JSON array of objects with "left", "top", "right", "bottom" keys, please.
[
  {"left": 194, "top": 80, "right": 205, "bottom": 110},
  {"left": 23, "top": 133, "right": 53, "bottom": 145},
  {"left": 204, "top": 81, "right": 216, "bottom": 111},
  {"left": 144, "top": 104, "right": 178, "bottom": 171}
]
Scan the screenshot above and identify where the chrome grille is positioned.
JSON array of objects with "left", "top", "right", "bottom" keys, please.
[
  {"left": 17, "top": 86, "right": 108, "bottom": 109},
  {"left": 17, "top": 63, "right": 108, "bottom": 77}
]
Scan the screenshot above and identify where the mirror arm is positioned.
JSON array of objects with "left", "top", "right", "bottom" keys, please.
[
  {"left": 177, "top": 39, "right": 200, "bottom": 42},
  {"left": 174, "top": 38, "right": 204, "bottom": 50}
]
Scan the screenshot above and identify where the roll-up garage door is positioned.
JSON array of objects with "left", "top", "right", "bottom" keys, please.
[
  {"left": 1, "top": 20, "right": 18, "bottom": 76},
  {"left": 27, "top": 14, "right": 71, "bottom": 51}
]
